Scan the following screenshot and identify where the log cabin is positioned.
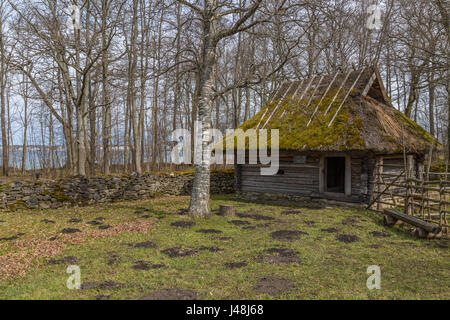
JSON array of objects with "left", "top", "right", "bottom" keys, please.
[{"left": 224, "top": 66, "right": 436, "bottom": 204}]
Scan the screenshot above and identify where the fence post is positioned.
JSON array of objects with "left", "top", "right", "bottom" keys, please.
[
  {"left": 439, "top": 180, "right": 443, "bottom": 229},
  {"left": 376, "top": 156, "right": 383, "bottom": 212},
  {"left": 405, "top": 155, "right": 414, "bottom": 216}
]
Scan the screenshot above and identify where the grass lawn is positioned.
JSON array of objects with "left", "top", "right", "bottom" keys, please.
[{"left": 0, "top": 194, "right": 448, "bottom": 300}]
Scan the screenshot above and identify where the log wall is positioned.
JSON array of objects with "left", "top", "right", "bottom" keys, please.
[{"left": 238, "top": 151, "right": 375, "bottom": 203}]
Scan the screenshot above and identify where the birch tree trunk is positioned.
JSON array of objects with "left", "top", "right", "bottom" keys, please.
[
  {"left": 188, "top": 0, "right": 218, "bottom": 217},
  {"left": 178, "top": 0, "right": 263, "bottom": 217}
]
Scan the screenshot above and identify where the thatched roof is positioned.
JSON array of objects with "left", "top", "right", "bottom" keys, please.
[{"left": 222, "top": 66, "right": 435, "bottom": 155}]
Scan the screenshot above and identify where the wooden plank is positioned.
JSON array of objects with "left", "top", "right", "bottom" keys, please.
[
  {"left": 241, "top": 178, "right": 318, "bottom": 186},
  {"left": 240, "top": 185, "right": 317, "bottom": 195},
  {"left": 240, "top": 181, "right": 317, "bottom": 190}
]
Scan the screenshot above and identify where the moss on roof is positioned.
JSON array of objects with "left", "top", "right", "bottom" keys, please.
[{"left": 219, "top": 72, "right": 436, "bottom": 155}]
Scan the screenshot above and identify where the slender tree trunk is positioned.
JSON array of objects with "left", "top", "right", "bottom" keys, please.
[
  {"left": 405, "top": 69, "right": 420, "bottom": 118},
  {"left": 0, "top": 13, "right": 8, "bottom": 176},
  {"left": 428, "top": 68, "right": 435, "bottom": 136},
  {"left": 89, "top": 82, "right": 97, "bottom": 175},
  {"left": 129, "top": 0, "right": 141, "bottom": 173},
  {"left": 21, "top": 73, "right": 28, "bottom": 174},
  {"left": 101, "top": 0, "right": 111, "bottom": 174},
  {"left": 189, "top": 0, "right": 218, "bottom": 217}
]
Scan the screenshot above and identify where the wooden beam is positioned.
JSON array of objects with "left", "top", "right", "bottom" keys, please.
[
  {"left": 362, "top": 72, "right": 377, "bottom": 97},
  {"left": 324, "top": 69, "right": 352, "bottom": 115},
  {"left": 261, "top": 81, "right": 297, "bottom": 129},
  {"left": 376, "top": 156, "right": 383, "bottom": 211},
  {"left": 306, "top": 73, "right": 339, "bottom": 127},
  {"left": 345, "top": 154, "right": 351, "bottom": 196},
  {"left": 328, "top": 68, "right": 366, "bottom": 127},
  {"left": 256, "top": 81, "right": 288, "bottom": 130},
  {"left": 284, "top": 75, "right": 324, "bottom": 120},
  {"left": 384, "top": 209, "right": 441, "bottom": 234},
  {"left": 319, "top": 155, "right": 324, "bottom": 193}
]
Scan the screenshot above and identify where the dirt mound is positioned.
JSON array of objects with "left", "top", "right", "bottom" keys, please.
[
  {"left": 257, "top": 248, "right": 301, "bottom": 264},
  {"left": 237, "top": 212, "right": 274, "bottom": 221},
  {"left": 68, "top": 218, "right": 82, "bottom": 223},
  {"left": 281, "top": 210, "right": 302, "bottom": 215},
  {"left": 197, "top": 246, "right": 223, "bottom": 252},
  {"left": 87, "top": 221, "right": 103, "bottom": 226},
  {"left": 98, "top": 281, "right": 124, "bottom": 289},
  {"left": 132, "top": 261, "right": 151, "bottom": 270},
  {"left": 177, "top": 208, "right": 189, "bottom": 215},
  {"left": 81, "top": 282, "right": 99, "bottom": 290},
  {"left": 255, "top": 255, "right": 302, "bottom": 265},
  {"left": 254, "top": 277, "right": 294, "bottom": 295},
  {"left": 242, "top": 226, "right": 256, "bottom": 230},
  {"left": 99, "top": 225, "right": 111, "bottom": 230},
  {"left": 127, "top": 241, "right": 158, "bottom": 249},
  {"left": 341, "top": 218, "right": 360, "bottom": 225},
  {"left": 171, "top": 221, "right": 195, "bottom": 228},
  {"left": 81, "top": 281, "right": 124, "bottom": 290},
  {"left": 321, "top": 227, "right": 339, "bottom": 233},
  {"left": 107, "top": 254, "right": 121, "bottom": 266},
  {"left": 47, "top": 256, "right": 77, "bottom": 265},
  {"left": 224, "top": 262, "right": 247, "bottom": 269},
  {"left": 229, "top": 220, "right": 251, "bottom": 226},
  {"left": 303, "top": 220, "right": 316, "bottom": 226},
  {"left": 134, "top": 209, "right": 150, "bottom": 214},
  {"left": 0, "top": 233, "right": 25, "bottom": 241},
  {"left": 370, "top": 231, "right": 390, "bottom": 238},
  {"left": 262, "top": 248, "right": 298, "bottom": 257},
  {"left": 196, "top": 229, "right": 223, "bottom": 234},
  {"left": 140, "top": 288, "right": 197, "bottom": 300},
  {"left": 256, "top": 223, "right": 272, "bottom": 228},
  {"left": 270, "top": 230, "right": 307, "bottom": 241},
  {"left": 336, "top": 234, "right": 360, "bottom": 243},
  {"left": 41, "top": 219, "right": 55, "bottom": 224},
  {"left": 61, "top": 228, "right": 81, "bottom": 234},
  {"left": 161, "top": 247, "right": 198, "bottom": 258}
]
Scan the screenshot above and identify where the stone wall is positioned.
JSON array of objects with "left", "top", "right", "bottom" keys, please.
[{"left": 0, "top": 171, "right": 235, "bottom": 211}]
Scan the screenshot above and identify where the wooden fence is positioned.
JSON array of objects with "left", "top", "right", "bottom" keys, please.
[{"left": 369, "top": 162, "right": 449, "bottom": 236}]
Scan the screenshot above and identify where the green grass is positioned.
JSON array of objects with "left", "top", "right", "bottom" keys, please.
[{"left": 0, "top": 194, "right": 448, "bottom": 300}]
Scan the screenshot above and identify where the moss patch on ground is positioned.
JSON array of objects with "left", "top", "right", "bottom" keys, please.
[{"left": 0, "top": 195, "right": 448, "bottom": 300}]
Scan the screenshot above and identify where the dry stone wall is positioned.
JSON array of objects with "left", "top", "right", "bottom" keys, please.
[{"left": 0, "top": 171, "right": 235, "bottom": 211}]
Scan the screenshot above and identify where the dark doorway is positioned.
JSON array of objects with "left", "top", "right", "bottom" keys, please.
[{"left": 326, "top": 157, "right": 345, "bottom": 193}]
